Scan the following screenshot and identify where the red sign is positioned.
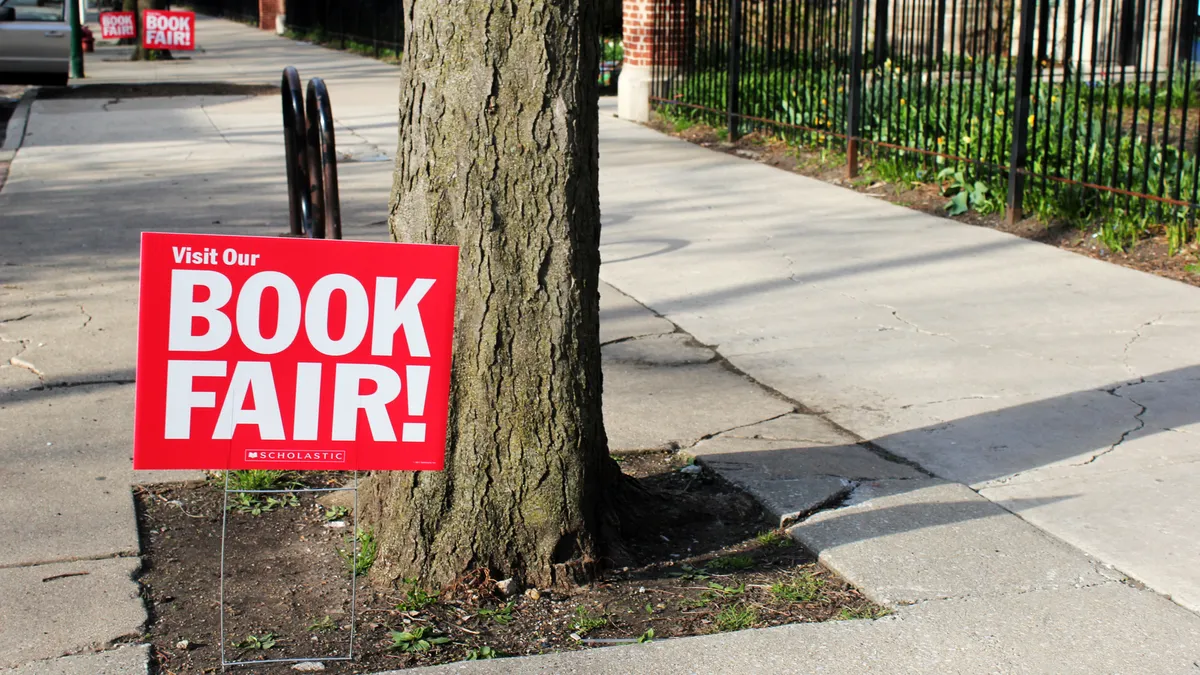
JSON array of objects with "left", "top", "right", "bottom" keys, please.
[
  {"left": 133, "top": 233, "right": 459, "bottom": 471},
  {"left": 98, "top": 11, "right": 136, "bottom": 40},
  {"left": 141, "top": 10, "right": 195, "bottom": 50}
]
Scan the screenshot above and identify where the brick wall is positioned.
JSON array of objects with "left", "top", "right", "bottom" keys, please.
[
  {"left": 259, "top": 0, "right": 282, "bottom": 31},
  {"left": 623, "top": 0, "right": 689, "bottom": 68}
]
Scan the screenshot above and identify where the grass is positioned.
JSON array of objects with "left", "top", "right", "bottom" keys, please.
[
  {"left": 769, "top": 573, "right": 827, "bottom": 604},
  {"left": 714, "top": 603, "right": 758, "bottom": 632},
  {"left": 571, "top": 606, "right": 608, "bottom": 635},
  {"left": 338, "top": 528, "right": 377, "bottom": 577},
  {"left": 755, "top": 530, "right": 793, "bottom": 548},
  {"left": 225, "top": 469, "right": 297, "bottom": 491},
  {"left": 837, "top": 605, "right": 892, "bottom": 620}
]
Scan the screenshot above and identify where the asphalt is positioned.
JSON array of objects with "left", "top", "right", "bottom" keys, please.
[{"left": 2, "top": 14, "right": 1199, "bottom": 674}]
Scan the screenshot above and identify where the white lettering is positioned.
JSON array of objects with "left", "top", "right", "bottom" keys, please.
[
  {"left": 371, "top": 278, "right": 433, "bottom": 357},
  {"left": 293, "top": 362, "right": 322, "bottom": 441},
  {"left": 212, "top": 361, "right": 285, "bottom": 440},
  {"left": 164, "top": 360, "right": 226, "bottom": 439},
  {"left": 168, "top": 269, "right": 232, "bottom": 352},
  {"left": 236, "top": 271, "right": 301, "bottom": 354},
  {"left": 331, "top": 363, "right": 401, "bottom": 441},
  {"left": 305, "top": 274, "right": 370, "bottom": 356}
]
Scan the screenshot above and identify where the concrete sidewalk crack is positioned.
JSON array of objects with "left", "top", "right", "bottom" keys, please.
[
  {"left": 0, "top": 313, "right": 31, "bottom": 324},
  {"left": 78, "top": 304, "right": 92, "bottom": 329},
  {"left": 899, "top": 394, "right": 1000, "bottom": 410},
  {"left": 29, "top": 378, "right": 136, "bottom": 391},
  {"left": 680, "top": 410, "right": 799, "bottom": 451},
  {"left": 1122, "top": 314, "right": 1163, "bottom": 375},
  {"left": 1075, "top": 379, "right": 1148, "bottom": 466}
]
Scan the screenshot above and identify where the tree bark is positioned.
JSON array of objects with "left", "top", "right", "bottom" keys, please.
[
  {"left": 131, "top": 0, "right": 172, "bottom": 60},
  {"left": 359, "top": 0, "right": 615, "bottom": 591}
]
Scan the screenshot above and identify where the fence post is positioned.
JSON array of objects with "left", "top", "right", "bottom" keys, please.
[
  {"left": 1006, "top": 0, "right": 1038, "bottom": 225},
  {"left": 727, "top": 0, "right": 743, "bottom": 140},
  {"left": 846, "top": 0, "right": 866, "bottom": 178}
]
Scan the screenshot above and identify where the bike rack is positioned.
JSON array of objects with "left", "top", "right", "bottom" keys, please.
[{"left": 281, "top": 66, "right": 342, "bottom": 239}]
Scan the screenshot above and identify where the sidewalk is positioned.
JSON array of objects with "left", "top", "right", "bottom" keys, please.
[{"left": 1, "top": 14, "right": 1198, "bottom": 673}]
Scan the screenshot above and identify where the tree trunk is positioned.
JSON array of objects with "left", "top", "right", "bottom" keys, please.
[
  {"left": 131, "top": 0, "right": 172, "bottom": 60},
  {"left": 359, "top": 0, "right": 615, "bottom": 591}
]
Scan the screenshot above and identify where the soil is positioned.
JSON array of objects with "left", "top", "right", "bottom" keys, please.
[
  {"left": 647, "top": 114, "right": 1200, "bottom": 288},
  {"left": 137, "top": 452, "right": 882, "bottom": 674}
]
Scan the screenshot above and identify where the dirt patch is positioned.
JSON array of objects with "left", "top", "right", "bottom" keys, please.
[
  {"left": 137, "top": 453, "right": 882, "bottom": 673},
  {"left": 647, "top": 114, "right": 1200, "bottom": 288},
  {"left": 37, "top": 82, "right": 279, "bottom": 100}
]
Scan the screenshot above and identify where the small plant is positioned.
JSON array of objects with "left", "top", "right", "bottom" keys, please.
[
  {"left": 671, "top": 563, "right": 710, "bottom": 581},
  {"left": 837, "top": 605, "right": 892, "bottom": 620},
  {"left": 307, "top": 615, "right": 337, "bottom": 632},
  {"left": 754, "top": 530, "right": 792, "bottom": 548},
  {"left": 465, "top": 645, "right": 503, "bottom": 660},
  {"left": 477, "top": 602, "right": 514, "bottom": 625},
  {"left": 338, "top": 528, "right": 377, "bottom": 576},
  {"left": 714, "top": 603, "right": 758, "bottom": 632},
  {"left": 571, "top": 606, "right": 608, "bottom": 635},
  {"left": 226, "top": 470, "right": 297, "bottom": 491},
  {"left": 937, "top": 166, "right": 993, "bottom": 216},
  {"left": 770, "top": 573, "right": 827, "bottom": 603},
  {"left": 637, "top": 628, "right": 656, "bottom": 643},
  {"left": 233, "top": 633, "right": 277, "bottom": 650},
  {"left": 395, "top": 578, "right": 440, "bottom": 612},
  {"left": 389, "top": 626, "right": 451, "bottom": 653},
  {"left": 322, "top": 505, "right": 349, "bottom": 522},
  {"left": 228, "top": 492, "right": 298, "bottom": 515},
  {"left": 707, "top": 555, "right": 754, "bottom": 572},
  {"left": 706, "top": 581, "right": 745, "bottom": 596}
]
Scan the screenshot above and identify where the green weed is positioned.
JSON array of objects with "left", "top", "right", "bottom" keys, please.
[
  {"left": 466, "top": 645, "right": 504, "bottom": 660},
  {"left": 232, "top": 633, "right": 276, "bottom": 650},
  {"left": 837, "top": 605, "right": 892, "bottom": 620},
  {"left": 714, "top": 603, "right": 758, "bottom": 631},
  {"left": 308, "top": 615, "right": 337, "bottom": 632},
  {"left": 477, "top": 602, "right": 514, "bottom": 625},
  {"left": 338, "top": 528, "right": 377, "bottom": 577},
  {"left": 754, "top": 530, "right": 792, "bottom": 548},
  {"left": 389, "top": 626, "right": 450, "bottom": 652},
  {"left": 571, "top": 606, "right": 608, "bottom": 635},
  {"left": 769, "top": 573, "right": 827, "bottom": 603}
]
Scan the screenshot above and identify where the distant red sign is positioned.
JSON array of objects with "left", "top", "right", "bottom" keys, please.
[
  {"left": 98, "top": 11, "right": 136, "bottom": 40},
  {"left": 141, "top": 10, "right": 195, "bottom": 51},
  {"left": 133, "top": 233, "right": 459, "bottom": 471}
]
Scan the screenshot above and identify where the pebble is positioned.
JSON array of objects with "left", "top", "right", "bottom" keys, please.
[
  {"left": 174, "top": 639, "right": 190, "bottom": 650},
  {"left": 292, "top": 662, "right": 325, "bottom": 671},
  {"left": 680, "top": 464, "right": 702, "bottom": 475},
  {"left": 323, "top": 521, "right": 347, "bottom": 529},
  {"left": 524, "top": 588, "right": 541, "bottom": 601},
  {"left": 496, "top": 578, "right": 520, "bottom": 597}
]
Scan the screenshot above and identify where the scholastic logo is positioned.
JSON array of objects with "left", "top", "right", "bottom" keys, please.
[{"left": 246, "top": 450, "right": 346, "bottom": 463}]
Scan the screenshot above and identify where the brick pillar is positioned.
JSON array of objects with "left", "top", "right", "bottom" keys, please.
[
  {"left": 259, "top": 0, "right": 284, "bottom": 32},
  {"left": 619, "top": 0, "right": 689, "bottom": 122}
]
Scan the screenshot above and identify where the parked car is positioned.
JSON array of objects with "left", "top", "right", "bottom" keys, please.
[{"left": 0, "top": 0, "right": 69, "bottom": 85}]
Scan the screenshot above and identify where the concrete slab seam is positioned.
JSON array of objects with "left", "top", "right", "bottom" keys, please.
[{"left": 0, "top": 88, "right": 36, "bottom": 157}]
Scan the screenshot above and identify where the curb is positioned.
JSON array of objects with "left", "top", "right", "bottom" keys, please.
[{"left": 0, "top": 88, "right": 36, "bottom": 162}]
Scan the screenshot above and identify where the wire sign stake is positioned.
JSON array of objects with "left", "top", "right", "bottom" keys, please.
[{"left": 218, "top": 472, "right": 360, "bottom": 669}]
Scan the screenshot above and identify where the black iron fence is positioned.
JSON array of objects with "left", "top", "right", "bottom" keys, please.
[
  {"left": 188, "top": 0, "right": 258, "bottom": 25},
  {"left": 286, "top": 0, "right": 407, "bottom": 57},
  {"left": 652, "top": 0, "right": 1200, "bottom": 247}
]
